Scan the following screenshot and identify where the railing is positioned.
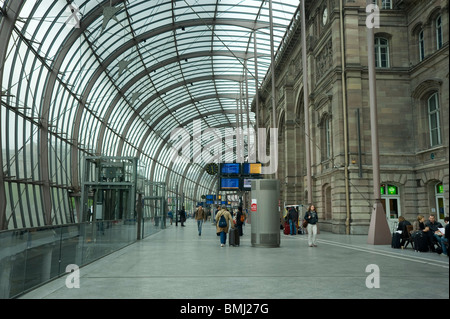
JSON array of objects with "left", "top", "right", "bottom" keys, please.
[{"left": 0, "top": 218, "right": 165, "bottom": 298}]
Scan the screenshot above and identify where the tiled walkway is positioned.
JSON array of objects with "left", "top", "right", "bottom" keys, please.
[{"left": 20, "top": 219, "right": 449, "bottom": 299}]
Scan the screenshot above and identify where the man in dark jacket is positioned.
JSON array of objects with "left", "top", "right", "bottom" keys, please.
[
  {"left": 288, "top": 206, "right": 299, "bottom": 235},
  {"left": 425, "top": 215, "right": 446, "bottom": 255}
]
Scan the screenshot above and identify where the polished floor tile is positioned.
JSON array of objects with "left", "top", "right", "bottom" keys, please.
[{"left": 20, "top": 219, "right": 449, "bottom": 299}]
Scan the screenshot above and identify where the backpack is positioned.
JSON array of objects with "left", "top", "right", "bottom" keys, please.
[{"left": 218, "top": 214, "right": 227, "bottom": 227}]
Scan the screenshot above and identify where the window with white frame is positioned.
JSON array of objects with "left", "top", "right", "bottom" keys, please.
[
  {"left": 372, "top": 0, "right": 393, "bottom": 9},
  {"left": 380, "top": 184, "right": 401, "bottom": 220},
  {"left": 381, "top": 0, "right": 392, "bottom": 9},
  {"left": 428, "top": 93, "right": 441, "bottom": 147},
  {"left": 375, "top": 37, "right": 390, "bottom": 68}
]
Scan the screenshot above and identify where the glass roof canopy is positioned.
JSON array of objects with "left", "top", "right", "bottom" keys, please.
[{"left": 1, "top": 0, "right": 300, "bottom": 228}]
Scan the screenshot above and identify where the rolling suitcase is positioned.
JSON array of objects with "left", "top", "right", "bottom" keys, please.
[
  {"left": 413, "top": 231, "right": 428, "bottom": 252},
  {"left": 284, "top": 222, "right": 290, "bottom": 235},
  {"left": 229, "top": 227, "right": 240, "bottom": 246},
  {"left": 391, "top": 232, "right": 401, "bottom": 248}
]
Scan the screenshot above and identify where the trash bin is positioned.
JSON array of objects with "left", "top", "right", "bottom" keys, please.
[{"left": 250, "top": 179, "right": 280, "bottom": 247}]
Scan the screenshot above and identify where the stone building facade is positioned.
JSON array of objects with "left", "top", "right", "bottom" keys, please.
[{"left": 254, "top": 0, "right": 449, "bottom": 234}]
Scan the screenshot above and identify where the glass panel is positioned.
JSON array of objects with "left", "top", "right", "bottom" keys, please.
[
  {"left": 389, "top": 198, "right": 399, "bottom": 219},
  {"left": 436, "top": 16, "right": 442, "bottom": 49},
  {"left": 428, "top": 94, "right": 437, "bottom": 112},
  {"left": 1, "top": 0, "right": 300, "bottom": 230},
  {"left": 419, "top": 30, "right": 424, "bottom": 61},
  {"left": 0, "top": 221, "right": 143, "bottom": 298},
  {"left": 387, "top": 185, "right": 397, "bottom": 195},
  {"left": 437, "top": 197, "right": 445, "bottom": 220}
]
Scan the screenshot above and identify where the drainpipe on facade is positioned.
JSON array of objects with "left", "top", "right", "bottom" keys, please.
[{"left": 340, "top": 0, "right": 351, "bottom": 235}]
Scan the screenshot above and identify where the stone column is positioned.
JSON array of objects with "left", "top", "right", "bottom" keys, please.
[{"left": 284, "top": 85, "right": 298, "bottom": 205}]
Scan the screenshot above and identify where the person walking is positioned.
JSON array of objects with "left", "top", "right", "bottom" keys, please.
[
  {"left": 194, "top": 205, "right": 206, "bottom": 236},
  {"left": 304, "top": 204, "right": 319, "bottom": 247},
  {"left": 236, "top": 206, "right": 246, "bottom": 236},
  {"left": 168, "top": 209, "right": 173, "bottom": 225},
  {"left": 288, "top": 206, "right": 299, "bottom": 235},
  {"left": 179, "top": 206, "right": 186, "bottom": 227},
  {"left": 215, "top": 205, "right": 234, "bottom": 247}
]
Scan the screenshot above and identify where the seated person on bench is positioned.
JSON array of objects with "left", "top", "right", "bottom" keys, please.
[
  {"left": 397, "top": 216, "right": 411, "bottom": 247},
  {"left": 425, "top": 214, "right": 447, "bottom": 256}
]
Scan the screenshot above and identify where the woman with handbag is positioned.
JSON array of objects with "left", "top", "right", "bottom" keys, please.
[{"left": 304, "top": 205, "right": 319, "bottom": 247}]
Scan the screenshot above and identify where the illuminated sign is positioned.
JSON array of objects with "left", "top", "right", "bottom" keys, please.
[
  {"left": 220, "top": 177, "right": 240, "bottom": 190},
  {"left": 220, "top": 163, "right": 241, "bottom": 175}
]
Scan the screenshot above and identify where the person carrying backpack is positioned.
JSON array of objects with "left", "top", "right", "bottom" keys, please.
[{"left": 215, "top": 205, "right": 234, "bottom": 247}]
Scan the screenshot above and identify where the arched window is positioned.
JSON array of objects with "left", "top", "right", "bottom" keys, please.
[
  {"left": 375, "top": 37, "right": 390, "bottom": 68},
  {"left": 428, "top": 93, "right": 441, "bottom": 147},
  {"left": 419, "top": 30, "right": 425, "bottom": 61},
  {"left": 436, "top": 15, "right": 443, "bottom": 50}
]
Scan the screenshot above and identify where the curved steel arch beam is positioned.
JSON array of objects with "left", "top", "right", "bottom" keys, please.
[
  {"left": 148, "top": 120, "right": 237, "bottom": 196},
  {"left": 37, "top": 1, "right": 270, "bottom": 191},
  {"left": 115, "top": 88, "right": 243, "bottom": 156},
  {"left": 146, "top": 117, "right": 251, "bottom": 203},
  {"left": 35, "top": 2, "right": 280, "bottom": 198},
  {"left": 95, "top": 17, "right": 275, "bottom": 67},
  {"left": 102, "top": 70, "right": 245, "bottom": 155},
  {"left": 193, "top": 168, "right": 210, "bottom": 203},
  {"left": 0, "top": 0, "right": 25, "bottom": 229},
  {"left": 142, "top": 109, "right": 245, "bottom": 167},
  {"left": 74, "top": 20, "right": 270, "bottom": 147},
  {"left": 35, "top": 0, "right": 125, "bottom": 192},
  {"left": 92, "top": 47, "right": 260, "bottom": 155},
  {"left": 207, "top": 176, "right": 219, "bottom": 197}
]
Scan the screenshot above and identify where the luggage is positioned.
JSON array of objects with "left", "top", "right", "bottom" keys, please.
[
  {"left": 391, "top": 232, "right": 401, "bottom": 248},
  {"left": 229, "top": 227, "right": 240, "bottom": 246},
  {"left": 413, "top": 231, "right": 429, "bottom": 252},
  {"left": 284, "top": 222, "right": 290, "bottom": 235}
]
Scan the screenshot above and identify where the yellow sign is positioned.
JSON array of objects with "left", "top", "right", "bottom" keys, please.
[{"left": 249, "top": 163, "right": 261, "bottom": 174}]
